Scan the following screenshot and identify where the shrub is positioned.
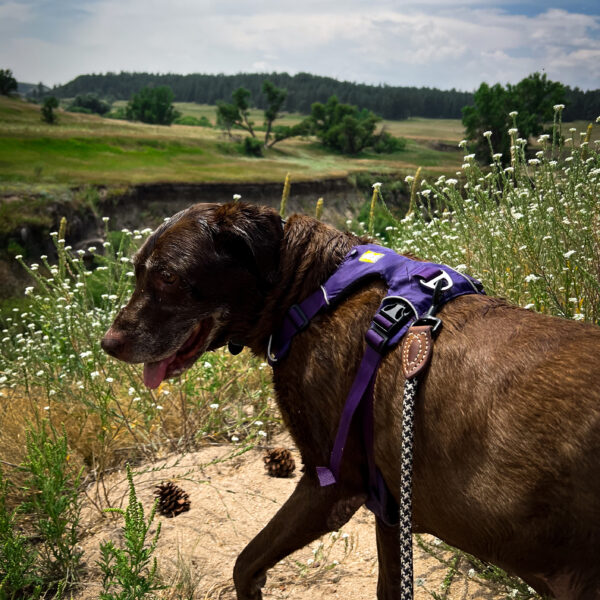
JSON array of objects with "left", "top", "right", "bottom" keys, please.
[
  {"left": 41, "top": 97, "right": 59, "bottom": 124},
  {"left": 0, "top": 468, "right": 42, "bottom": 599},
  {"left": 68, "top": 93, "right": 111, "bottom": 116},
  {"left": 105, "top": 106, "right": 127, "bottom": 120},
  {"left": 126, "top": 86, "right": 180, "bottom": 125},
  {"left": 20, "top": 422, "right": 83, "bottom": 588},
  {"left": 0, "top": 69, "right": 18, "bottom": 96},
  {"left": 242, "top": 136, "right": 264, "bottom": 157},
  {"left": 372, "top": 130, "right": 407, "bottom": 153},
  {"left": 309, "top": 96, "right": 404, "bottom": 155},
  {"left": 173, "top": 115, "right": 212, "bottom": 127}
]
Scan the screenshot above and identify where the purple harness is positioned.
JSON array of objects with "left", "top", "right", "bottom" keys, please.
[{"left": 268, "top": 244, "right": 484, "bottom": 525}]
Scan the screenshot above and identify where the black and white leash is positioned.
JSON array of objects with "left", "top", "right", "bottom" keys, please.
[{"left": 399, "top": 377, "right": 418, "bottom": 599}]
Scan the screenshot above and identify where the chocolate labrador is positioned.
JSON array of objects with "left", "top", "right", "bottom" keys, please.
[{"left": 102, "top": 202, "right": 600, "bottom": 599}]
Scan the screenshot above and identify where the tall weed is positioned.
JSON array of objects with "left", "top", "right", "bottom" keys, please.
[
  {"left": 98, "top": 464, "right": 163, "bottom": 600},
  {"left": 370, "top": 111, "right": 600, "bottom": 323},
  {"left": 20, "top": 421, "right": 83, "bottom": 589}
]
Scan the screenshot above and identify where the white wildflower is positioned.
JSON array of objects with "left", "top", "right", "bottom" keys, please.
[
  {"left": 563, "top": 250, "right": 576, "bottom": 259},
  {"left": 233, "top": 194, "right": 242, "bottom": 201},
  {"left": 210, "top": 403, "right": 219, "bottom": 409},
  {"left": 483, "top": 131, "right": 492, "bottom": 138},
  {"left": 372, "top": 182, "right": 382, "bottom": 189},
  {"left": 553, "top": 104, "right": 565, "bottom": 111},
  {"left": 524, "top": 274, "right": 540, "bottom": 283},
  {"left": 509, "top": 111, "right": 518, "bottom": 118}
]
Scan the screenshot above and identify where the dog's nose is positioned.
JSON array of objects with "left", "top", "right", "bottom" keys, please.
[{"left": 101, "top": 329, "right": 125, "bottom": 358}]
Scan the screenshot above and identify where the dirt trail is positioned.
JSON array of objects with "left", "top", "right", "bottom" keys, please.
[{"left": 76, "top": 435, "right": 513, "bottom": 599}]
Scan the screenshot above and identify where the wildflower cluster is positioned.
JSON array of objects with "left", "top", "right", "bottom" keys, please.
[
  {"left": 0, "top": 218, "right": 276, "bottom": 484},
  {"left": 370, "top": 111, "right": 599, "bottom": 323}
]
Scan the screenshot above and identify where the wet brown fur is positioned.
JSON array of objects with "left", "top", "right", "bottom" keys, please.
[{"left": 103, "top": 202, "right": 600, "bottom": 600}]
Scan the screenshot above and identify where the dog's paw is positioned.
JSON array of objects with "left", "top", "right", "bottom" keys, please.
[{"left": 233, "top": 563, "right": 266, "bottom": 600}]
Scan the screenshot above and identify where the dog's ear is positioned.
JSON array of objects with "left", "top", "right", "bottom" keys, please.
[{"left": 213, "top": 203, "right": 284, "bottom": 288}]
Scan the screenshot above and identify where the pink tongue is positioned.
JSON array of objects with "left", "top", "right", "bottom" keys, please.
[{"left": 143, "top": 355, "right": 176, "bottom": 389}]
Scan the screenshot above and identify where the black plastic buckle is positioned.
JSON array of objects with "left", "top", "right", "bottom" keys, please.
[
  {"left": 366, "top": 298, "right": 415, "bottom": 352},
  {"left": 288, "top": 304, "right": 309, "bottom": 333}
]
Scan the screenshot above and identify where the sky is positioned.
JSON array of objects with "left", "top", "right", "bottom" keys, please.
[{"left": 1, "top": 0, "right": 599, "bottom": 91}]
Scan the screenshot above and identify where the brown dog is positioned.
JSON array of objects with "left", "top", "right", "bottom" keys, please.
[{"left": 102, "top": 202, "right": 600, "bottom": 599}]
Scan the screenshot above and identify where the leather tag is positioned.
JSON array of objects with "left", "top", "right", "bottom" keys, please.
[{"left": 401, "top": 325, "right": 434, "bottom": 379}]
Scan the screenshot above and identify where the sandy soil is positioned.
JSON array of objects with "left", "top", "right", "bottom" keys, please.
[{"left": 74, "top": 435, "right": 516, "bottom": 600}]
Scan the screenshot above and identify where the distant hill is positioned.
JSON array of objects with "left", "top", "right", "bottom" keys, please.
[
  {"left": 53, "top": 72, "right": 474, "bottom": 120},
  {"left": 52, "top": 71, "right": 599, "bottom": 121},
  {"left": 17, "top": 81, "right": 50, "bottom": 97}
]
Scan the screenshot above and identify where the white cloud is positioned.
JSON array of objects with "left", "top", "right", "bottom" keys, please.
[{"left": 1, "top": 0, "right": 598, "bottom": 90}]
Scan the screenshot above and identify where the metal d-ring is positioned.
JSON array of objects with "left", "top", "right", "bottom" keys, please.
[
  {"left": 419, "top": 270, "right": 454, "bottom": 292},
  {"left": 267, "top": 335, "right": 278, "bottom": 363}
]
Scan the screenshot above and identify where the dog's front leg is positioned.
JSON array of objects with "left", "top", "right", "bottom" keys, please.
[
  {"left": 375, "top": 517, "right": 402, "bottom": 600},
  {"left": 233, "top": 472, "right": 365, "bottom": 600}
]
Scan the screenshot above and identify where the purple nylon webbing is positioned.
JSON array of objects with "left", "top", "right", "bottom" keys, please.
[
  {"left": 267, "top": 243, "right": 485, "bottom": 523},
  {"left": 316, "top": 345, "right": 383, "bottom": 486}
]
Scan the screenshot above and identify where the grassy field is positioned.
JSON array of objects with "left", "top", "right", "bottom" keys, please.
[{"left": 0, "top": 96, "right": 466, "bottom": 187}]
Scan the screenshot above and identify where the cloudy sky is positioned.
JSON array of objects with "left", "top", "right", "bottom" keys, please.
[{"left": 1, "top": 0, "right": 599, "bottom": 91}]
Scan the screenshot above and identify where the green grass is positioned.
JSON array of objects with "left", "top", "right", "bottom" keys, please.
[{"left": 0, "top": 96, "right": 469, "bottom": 186}]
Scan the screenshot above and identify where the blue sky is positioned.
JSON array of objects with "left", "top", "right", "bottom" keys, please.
[{"left": 1, "top": 0, "right": 599, "bottom": 90}]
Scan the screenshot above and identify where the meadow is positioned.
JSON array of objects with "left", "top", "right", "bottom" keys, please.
[
  {"left": 0, "top": 101, "right": 598, "bottom": 598},
  {"left": 0, "top": 96, "right": 465, "bottom": 188}
]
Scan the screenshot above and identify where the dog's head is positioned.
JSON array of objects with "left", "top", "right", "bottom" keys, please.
[{"left": 101, "top": 202, "right": 284, "bottom": 388}]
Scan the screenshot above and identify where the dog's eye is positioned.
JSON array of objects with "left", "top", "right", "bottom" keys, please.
[{"left": 160, "top": 270, "right": 177, "bottom": 285}]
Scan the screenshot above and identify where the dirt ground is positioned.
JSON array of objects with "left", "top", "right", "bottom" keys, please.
[{"left": 74, "top": 434, "right": 520, "bottom": 600}]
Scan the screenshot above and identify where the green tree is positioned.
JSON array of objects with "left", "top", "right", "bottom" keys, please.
[
  {"left": 262, "top": 80, "right": 287, "bottom": 146},
  {"left": 0, "top": 69, "right": 17, "bottom": 96},
  {"left": 463, "top": 72, "right": 565, "bottom": 162},
  {"left": 216, "top": 81, "right": 310, "bottom": 148},
  {"left": 41, "top": 96, "right": 59, "bottom": 124},
  {"left": 309, "top": 96, "right": 384, "bottom": 155},
  {"left": 216, "top": 87, "right": 256, "bottom": 138},
  {"left": 126, "top": 86, "right": 179, "bottom": 125}
]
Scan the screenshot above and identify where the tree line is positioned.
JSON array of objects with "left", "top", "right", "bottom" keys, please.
[
  {"left": 53, "top": 72, "right": 471, "bottom": 120},
  {"left": 51, "top": 71, "right": 599, "bottom": 121}
]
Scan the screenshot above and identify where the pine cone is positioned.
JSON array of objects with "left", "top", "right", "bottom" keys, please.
[
  {"left": 154, "top": 481, "right": 191, "bottom": 518},
  {"left": 263, "top": 448, "right": 296, "bottom": 478}
]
